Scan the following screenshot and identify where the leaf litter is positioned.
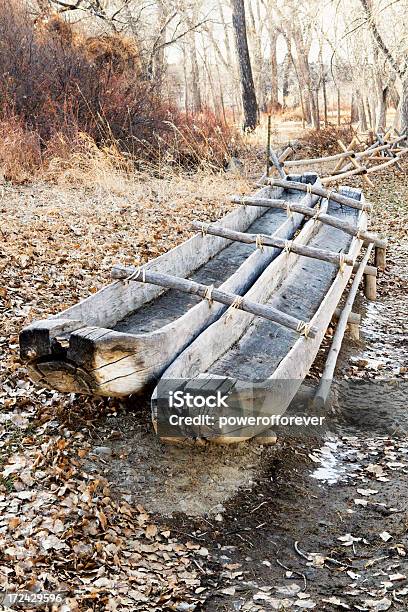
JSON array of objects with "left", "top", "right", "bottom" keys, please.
[{"left": 1, "top": 164, "right": 408, "bottom": 611}]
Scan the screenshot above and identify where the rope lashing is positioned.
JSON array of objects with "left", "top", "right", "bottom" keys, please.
[
  {"left": 204, "top": 284, "right": 215, "bottom": 306},
  {"left": 356, "top": 231, "right": 365, "bottom": 241},
  {"left": 313, "top": 203, "right": 322, "bottom": 222},
  {"left": 306, "top": 183, "right": 313, "bottom": 196},
  {"left": 339, "top": 253, "right": 346, "bottom": 274},
  {"left": 286, "top": 202, "right": 294, "bottom": 218},
  {"left": 256, "top": 234, "right": 264, "bottom": 251},
  {"left": 201, "top": 223, "right": 210, "bottom": 237},
  {"left": 127, "top": 266, "right": 146, "bottom": 284},
  {"left": 284, "top": 240, "right": 293, "bottom": 254},
  {"left": 297, "top": 320, "right": 311, "bottom": 338},
  {"left": 225, "top": 296, "right": 245, "bottom": 324},
  {"left": 326, "top": 189, "right": 335, "bottom": 203}
]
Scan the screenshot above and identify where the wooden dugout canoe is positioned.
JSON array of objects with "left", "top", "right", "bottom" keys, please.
[
  {"left": 19, "top": 173, "right": 321, "bottom": 397},
  {"left": 152, "top": 186, "right": 369, "bottom": 443}
]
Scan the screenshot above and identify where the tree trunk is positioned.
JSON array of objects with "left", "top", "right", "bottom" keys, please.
[
  {"left": 282, "top": 52, "right": 290, "bottom": 108},
  {"left": 314, "top": 90, "right": 321, "bottom": 130},
  {"left": 358, "top": 97, "right": 368, "bottom": 131},
  {"left": 337, "top": 89, "right": 341, "bottom": 126},
  {"left": 269, "top": 29, "right": 279, "bottom": 111},
  {"left": 322, "top": 76, "right": 328, "bottom": 126},
  {"left": 365, "top": 97, "right": 373, "bottom": 129},
  {"left": 189, "top": 32, "right": 202, "bottom": 113},
  {"left": 401, "top": 77, "right": 408, "bottom": 134},
  {"left": 351, "top": 91, "right": 359, "bottom": 123},
  {"left": 231, "top": 0, "right": 258, "bottom": 131}
]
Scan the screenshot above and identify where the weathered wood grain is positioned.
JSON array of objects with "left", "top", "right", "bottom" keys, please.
[{"left": 152, "top": 186, "right": 368, "bottom": 443}]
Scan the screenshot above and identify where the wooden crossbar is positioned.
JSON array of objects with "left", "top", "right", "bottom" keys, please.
[
  {"left": 267, "top": 179, "right": 372, "bottom": 212},
  {"left": 231, "top": 195, "right": 386, "bottom": 248},
  {"left": 192, "top": 221, "right": 353, "bottom": 268},
  {"left": 111, "top": 265, "right": 317, "bottom": 338}
]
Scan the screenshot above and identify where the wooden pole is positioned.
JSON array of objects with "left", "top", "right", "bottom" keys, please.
[
  {"left": 191, "top": 221, "right": 354, "bottom": 267},
  {"left": 332, "top": 308, "right": 361, "bottom": 325},
  {"left": 278, "top": 147, "right": 294, "bottom": 163},
  {"left": 314, "top": 244, "right": 374, "bottom": 408},
  {"left": 267, "top": 179, "right": 372, "bottom": 212},
  {"left": 349, "top": 323, "right": 361, "bottom": 341},
  {"left": 321, "top": 166, "right": 368, "bottom": 185},
  {"left": 332, "top": 137, "right": 357, "bottom": 174},
  {"left": 269, "top": 148, "right": 287, "bottom": 179},
  {"left": 366, "top": 151, "right": 408, "bottom": 174},
  {"left": 111, "top": 265, "right": 318, "bottom": 338},
  {"left": 283, "top": 150, "right": 354, "bottom": 168},
  {"left": 353, "top": 264, "right": 377, "bottom": 276},
  {"left": 337, "top": 140, "right": 374, "bottom": 188},
  {"left": 231, "top": 196, "right": 387, "bottom": 248}
]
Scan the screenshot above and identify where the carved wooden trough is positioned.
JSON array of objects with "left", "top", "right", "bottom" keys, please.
[
  {"left": 20, "top": 173, "right": 325, "bottom": 397},
  {"left": 151, "top": 183, "right": 379, "bottom": 443}
]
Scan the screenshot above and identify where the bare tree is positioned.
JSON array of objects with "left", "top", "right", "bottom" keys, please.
[
  {"left": 230, "top": 0, "right": 258, "bottom": 131},
  {"left": 358, "top": 0, "right": 408, "bottom": 132}
]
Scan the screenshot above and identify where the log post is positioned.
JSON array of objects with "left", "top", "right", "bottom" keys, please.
[
  {"left": 349, "top": 323, "right": 360, "bottom": 341},
  {"left": 375, "top": 246, "right": 387, "bottom": 271},
  {"left": 364, "top": 273, "right": 377, "bottom": 301}
]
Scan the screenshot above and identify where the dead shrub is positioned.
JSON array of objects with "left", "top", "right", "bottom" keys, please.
[
  {"left": 0, "top": 0, "right": 241, "bottom": 183},
  {"left": 298, "top": 125, "right": 355, "bottom": 157},
  {"left": 0, "top": 118, "right": 42, "bottom": 183}
]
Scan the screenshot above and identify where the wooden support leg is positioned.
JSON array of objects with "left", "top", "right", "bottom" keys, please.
[
  {"left": 364, "top": 273, "right": 377, "bottom": 301},
  {"left": 375, "top": 247, "right": 387, "bottom": 271}
]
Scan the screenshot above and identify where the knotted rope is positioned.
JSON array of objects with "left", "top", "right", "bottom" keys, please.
[
  {"left": 326, "top": 189, "right": 335, "bottom": 203},
  {"left": 256, "top": 234, "right": 264, "bottom": 251},
  {"left": 306, "top": 183, "right": 313, "bottom": 196},
  {"left": 284, "top": 240, "right": 293, "bottom": 254},
  {"left": 127, "top": 267, "right": 146, "bottom": 284},
  {"left": 297, "top": 321, "right": 311, "bottom": 338},
  {"left": 313, "top": 203, "right": 322, "bottom": 222},
  {"left": 286, "top": 202, "right": 294, "bottom": 218},
  {"left": 204, "top": 284, "right": 215, "bottom": 306},
  {"left": 339, "top": 253, "right": 347, "bottom": 274},
  {"left": 201, "top": 223, "right": 210, "bottom": 237},
  {"left": 225, "top": 296, "right": 245, "bottom": 324}
]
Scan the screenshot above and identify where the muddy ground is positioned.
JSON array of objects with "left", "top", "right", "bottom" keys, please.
[{"left": 0, "top": 164, "right": 407, "bottom": 611}]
